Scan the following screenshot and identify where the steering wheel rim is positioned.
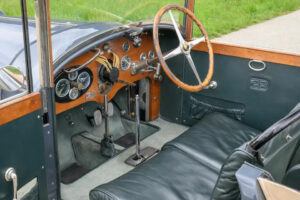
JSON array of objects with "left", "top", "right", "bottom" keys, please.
[{"left": 153, "top": 4, "right": 214, "bottom": 92}]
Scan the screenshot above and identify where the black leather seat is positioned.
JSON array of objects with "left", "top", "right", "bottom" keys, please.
[
  {"left": 90, "top": 113, "right": 261, "bottom": 200},
  {"left": 163, "top": 113, "right": 260, "bottom": 172}
]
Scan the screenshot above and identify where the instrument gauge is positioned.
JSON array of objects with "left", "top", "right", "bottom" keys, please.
[
  {"left": 68, "top": 71, "right": 78, "bottom": 81},
  {"left": 55, "top": 78, "right": 70, "bottom": 98},
  {"left": 77, "top": 71, "right": 91, "bottom": 90},
  {"left": 69, "top": 87, "right": 79, "bottom": 100},
  {"left": 140, "top": 52, "right": 146, "bottom": 61},
  {"left": 148, "top": 50, "right": 155, "bottom": 59},
  {"left": 121, "top": 55, "right": 131, "bottom": 71},
  {"left": 122, "top": 41, "right": 130, "bottom": 52}
]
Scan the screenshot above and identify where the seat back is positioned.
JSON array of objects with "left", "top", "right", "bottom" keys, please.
[
  {"left": 258, "top": 114, "right": 300, "bottom": 182},
  {"left": 211, "top": 103, "right": 300, "bottom": 200}
]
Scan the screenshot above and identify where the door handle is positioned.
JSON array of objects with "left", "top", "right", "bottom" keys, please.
[
  {"left": 5, "top": 168, "right": 18, "bottom": 200},
  {"left": 248, "top": 60, "right": 266, "bottom": 72}
]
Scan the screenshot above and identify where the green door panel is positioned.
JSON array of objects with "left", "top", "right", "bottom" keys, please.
[
  {"left": 159, "top": 31, "right": 185, "bottom": 123},
  {"left": 160, "top": 54, "right": 185, "bottom": 122},
  {"left": 160, "top": 51, "right": 300, "bottom": 130},
  {"left": 184, "top": 51, "right": 300, "bottom": 130},
  {"left": 0, "top": 110, "right": 47, "bottom": 200}
]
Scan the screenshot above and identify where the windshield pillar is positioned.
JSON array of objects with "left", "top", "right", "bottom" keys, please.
[{"left": 184, "top": 0, "right": 195, "bottom": 40}]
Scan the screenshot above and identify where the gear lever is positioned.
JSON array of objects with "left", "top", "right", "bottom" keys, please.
[
  {"left": 134, "top": 94, "right": 142, "bottom": 160},
  {"left": 125, "top": 94, "right": 159, "bottom": 166},
  {"left": 100, "top": 94, "right": 116, "bottom": 157}
]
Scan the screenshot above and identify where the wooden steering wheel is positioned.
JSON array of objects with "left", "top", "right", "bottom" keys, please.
[{"left": 153, "top": 4, "right": 214, "bottom": 92}]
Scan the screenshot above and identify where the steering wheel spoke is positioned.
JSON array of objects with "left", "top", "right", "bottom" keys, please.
[
  {"left": 153, "top": 4, "right": 214, "bottom": 92},
  {"left": 185, "top": 54, "right": 202, "bottom": 84},
  {"left": 168, "top": 10, "right": 185, "bottom": 44},
  {"left": 188, "top": 37, "right": 205, "bottom": 48},
  {"left": 163, "top": 46, "right": 182, "bottom": 60}
]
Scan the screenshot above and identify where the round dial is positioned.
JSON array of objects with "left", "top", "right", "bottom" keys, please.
[
  {"left": 77, "top": 71, "right": 91, "bottom": 90},
  {"left": 68, "top": 71, "right": 78, "bottom": 81},
  {"left": 121, "top": 55, "right": 131, "bottom": 71},
  {"left": 55, "top": 78, "right": 70, "bottom": 98},
  {"left": 148, "top": 50, "right": 155, "bottom": 59},
  {"left": 140, "top": 52, "right": 146, "bottom": 61},
  {"left": 69, "top": 87, "right": 79, "bottom": 100},
  {"left": 122, "top": 41, "right": 130, "bottom": 52}
]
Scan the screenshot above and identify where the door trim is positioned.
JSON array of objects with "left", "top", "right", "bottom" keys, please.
[
  {"left": 0, "top": 92, "right": 42, "bottom": 126},
  {"left": 192, "top": 42, "right": 300, "bottom": 67}
]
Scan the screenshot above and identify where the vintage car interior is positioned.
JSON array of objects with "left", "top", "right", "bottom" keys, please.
[{"left": 0, "top": 1, "right": 299, "bottom": 200}]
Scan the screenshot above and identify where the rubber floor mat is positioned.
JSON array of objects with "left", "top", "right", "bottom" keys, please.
[
  {"left": 114, "top": 132, "right": 135, "bottom": 148},
  {"left": 61, "top": 135, "right": 120, "bottom": 184},
  {"left": 61, "top": 163, "right": 90, "bottom": 184}
]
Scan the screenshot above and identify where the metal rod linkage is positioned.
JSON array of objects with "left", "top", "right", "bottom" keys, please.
[
  {"left": 104, "top": 94, "right": 109, "bottom": 137},
  {"left": 135, "top": 94, "right": 141, "bottom": 159}
]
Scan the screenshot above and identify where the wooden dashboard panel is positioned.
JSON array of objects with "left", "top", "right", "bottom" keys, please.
[{"left": 55, "top": 33, "right": 161, "bottom": 120}]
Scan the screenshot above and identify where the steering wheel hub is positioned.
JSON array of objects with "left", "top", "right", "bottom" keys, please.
[{"left": 183, "top": 43, "right": 189, "bottom": 51}]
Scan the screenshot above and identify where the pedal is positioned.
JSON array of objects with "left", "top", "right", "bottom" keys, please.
[{"left": 125, "top": 146, "right": 159, "bottom": 166}]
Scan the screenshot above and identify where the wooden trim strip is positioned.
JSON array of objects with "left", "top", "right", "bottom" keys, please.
[
  {"left": 0, "top": 92, "right": 42, "bottom": 126},
  {"left": 185, "top": 0, "right": 195, "bottom": 40},
  {"left": 192, "top": 42, "right": 300, "bottom": 67}
]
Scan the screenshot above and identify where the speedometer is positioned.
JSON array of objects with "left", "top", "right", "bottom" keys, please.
[
  {"left": 77, "top": 71, "right": 91, "bottom": 90},
  {"left": 121, "top": 55, "right": 131, "bottom": 71},
  {"left": 55, "top": 78, "right": 70, "bottom": 98}
]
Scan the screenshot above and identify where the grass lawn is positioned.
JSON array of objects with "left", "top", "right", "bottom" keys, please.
[{"left": 1, "top": 0, "right": 300, "bottom": 38}]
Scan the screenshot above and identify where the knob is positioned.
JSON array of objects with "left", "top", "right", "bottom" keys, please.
[{"left": 205, "top": 81, "right": 217, "bottom": 89}]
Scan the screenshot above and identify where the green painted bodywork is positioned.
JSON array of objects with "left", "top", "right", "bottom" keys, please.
[{"left": 0, "top": 110, "right": 47, "bottom": 200}]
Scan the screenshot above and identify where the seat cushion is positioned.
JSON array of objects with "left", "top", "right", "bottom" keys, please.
[
  {"left": 90, "top": 113, "right": 261, "bottom": 200},
  {"left": 163, "top": 112, "right": 260, "bottom": 171},
  {"left": 90, "top": 147, "right": 219, "bottom": 200}
]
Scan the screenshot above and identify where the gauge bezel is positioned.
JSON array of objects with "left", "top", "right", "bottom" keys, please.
[
  {"left": 54, "top": 66, "right": 93, "bottom": 103},
  {"left": 55, "top": 78, "right": 70, "bottom": 98},
  {"left": 140, "top": 52, "right": 146, "bottom": 61},
  {"left": 68, "top": 71, "right": 78, "bottom": 81},
  {"left": 122, "top": 41, "right": 130, "bottom": 52},
  {"left": 148, "top": 50, "right": 155, "bottom": 59},
  {"left": 69, "top": 87, "right": 80, "bottom": 100},
  {"left": 77, "top": 71, "right": 91, "bottom": 90},
  {"left": 121, "top": 55, "right": 131, "bottom": 71}
]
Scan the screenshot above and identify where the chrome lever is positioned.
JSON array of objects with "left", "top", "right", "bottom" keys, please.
[
  {"left": 125, "top": 94, "right": 159, "bottom": 166},
  {"left": 153, "top": 63, "right": 162, "bottom": 81},
  {"left": 5, "top": 168, "right": 18, "bottom": 200},
  {"left": 135, "top": 94, "right": 141, "bottom": 160}
]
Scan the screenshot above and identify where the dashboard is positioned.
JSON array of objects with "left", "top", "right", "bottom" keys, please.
[{"left": 55, "top": 32, "right": 161, "bottom": 120}]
